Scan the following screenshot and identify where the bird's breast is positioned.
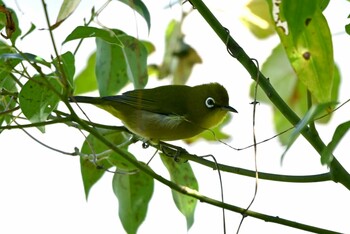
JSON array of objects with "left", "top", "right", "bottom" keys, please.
[{"left": 121, "top": 110, "right": 203, "bottom": 141}]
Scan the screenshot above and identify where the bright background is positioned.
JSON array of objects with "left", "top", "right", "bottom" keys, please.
[{"left": 1, "top": 0, "right": 350, "bottom": 233}]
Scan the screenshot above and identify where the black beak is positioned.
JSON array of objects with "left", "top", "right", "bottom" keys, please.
[{"left": 221, "top": 105, "right": 238, "bottom": 113}]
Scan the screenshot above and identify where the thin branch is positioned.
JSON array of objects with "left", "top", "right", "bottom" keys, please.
[
  {"left": 0, "top": 117, "right": 71, "bottom": 130},
  {"left": 200, "top": 154, "right": 226, "bottom": 233},
  {"left": 73, "top": 5, "right": 97, "bottom": 55},
  {"left": 236, "top": 58, "right": 261, "bottom": 233},
  {"left": 54, "top": 106, "right": 331, "bottom": 184},
  {"left": 70, "top": 112, "right": 339, "bottom": 233},
  {"left": 0, "top": 106, "right": 20, "bottom": 115},
  {"left": 172, "top": 148, "right": 331, "bottom": 183},
  {"left": 53, "top": 111, "right": 331, "bottom": 183},
  {"left": 154, "top": 142, "right": 331, "bottom": 183},
  {"left": 3, "top": 112, "right": 329, "bottom": 183},
  {"left": 19, "top": 125, "right": 77, "bottom": 156},
  {"left": 41, "top": 0, "right": 68, "bottom": 89}
]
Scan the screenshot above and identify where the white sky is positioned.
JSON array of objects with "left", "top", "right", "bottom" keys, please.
[{"left": 1, "top": 0, "right": 350, "bottom": 233}]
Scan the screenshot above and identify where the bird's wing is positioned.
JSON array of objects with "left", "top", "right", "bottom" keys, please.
[
  {"left": 101, "top": 90, "right": 170, "bottom": 115},
  {"left": 102, "top": 87, "right": 188, "bottom": 115}
]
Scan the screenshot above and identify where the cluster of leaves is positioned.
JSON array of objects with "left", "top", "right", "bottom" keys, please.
[
  {"left": 243, "top": 0, "right": 350, "bottom": 165},
  {"left": 0, "top": 1, "right": 202, "bottom": 233},
  {"left": 1, "top": 0, "right": 350, "bottom": 233}
]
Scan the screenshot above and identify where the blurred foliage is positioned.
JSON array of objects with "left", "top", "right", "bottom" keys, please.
[{"left": 246, "top": 0, "right": 340, "bottom": 145}]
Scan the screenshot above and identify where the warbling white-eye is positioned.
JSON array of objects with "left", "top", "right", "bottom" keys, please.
[{"left": 70, "top": 83, "right": 237, "bottom": 142}]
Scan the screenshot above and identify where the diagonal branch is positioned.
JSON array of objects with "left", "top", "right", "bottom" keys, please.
[{"left": 188, "top": 0, "right": 350, "bottom": 190}]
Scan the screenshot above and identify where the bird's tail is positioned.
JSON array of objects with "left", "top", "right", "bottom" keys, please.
[{"left": 69, "top": 96, "right": 103, "bottom": 104}]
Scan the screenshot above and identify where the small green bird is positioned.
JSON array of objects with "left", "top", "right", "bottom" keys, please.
[{"left": 70, "top": 83, "right": 237, "bottom": 142}]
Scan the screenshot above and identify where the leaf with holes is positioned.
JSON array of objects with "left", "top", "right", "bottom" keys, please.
[
  {"left": 19, "top": 75, "right": 62, "bottom": 132},
  {"left": 267, "top": 0, "right": 335, "bottom": 104},
  {"left": 250, "top": 43, "right": 340, "bottom": 145}
]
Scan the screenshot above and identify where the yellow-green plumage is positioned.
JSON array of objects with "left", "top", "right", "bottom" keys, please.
[{"left": 70, "top": 83, "right": 237, "bottom": 142}]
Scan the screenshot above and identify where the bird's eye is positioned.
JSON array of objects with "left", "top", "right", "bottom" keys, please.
[{"left": 205, "top": 97, "right": 216, "bottom": 108}]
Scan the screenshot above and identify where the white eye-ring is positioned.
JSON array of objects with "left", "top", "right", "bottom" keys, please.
[{"left": 205, "top": 97, "right": 216, "bottom": 108}]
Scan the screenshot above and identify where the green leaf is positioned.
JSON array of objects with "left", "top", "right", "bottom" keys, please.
[
  {"left": 95, "top": 37, "right": 129, "bottom": 96},
  {"left": 107, "top": 146, "right": 138, "bottom": 171},
  {"left": 320, "top": 0, "right": 330, "bottom": 10},
  {"left": 117, "top": 0, "right": 151, "bottom": 33},
  {"left": 273, "top": 64, "right": 339, "bottom": 144},
  {"left": 157, "top": 20, "right": 201, "bottom": 84},
  {"left": 240, "top": 0, "right": 275, "bottom": 39},
  {"left": 0, "top": 53, "right": 51, "bottom": 67},
  {"left": 251, "top": 44, "right": 340, "bottom": 145},
  {"left": 281, "top": 103, "right": 332, "bottom": 162},
  {"left": 0, "top": 39, "right": 14, "bottom": 53},
  {"left": 0, "top": 71, "right": 17, "bottom": 126},
  {"left": 73, "top": 52, "right": 97, "bottom": 95},
  {"left": 275, "top": 3, "right": 334, "bottom": 103},
  {"left": 272, "top": 74, "right": 308, "bottom": 145},
  {"left": 121, "top": 34, "right": 148, "bottom": 89},
  {"left": 20, "top": 22, "right": 36, "bottom": 40},
  {"left": 250, "top": 44, "right": 298, "bottom": 144},
  {"left": 63, "top": 26, "right": 124, "bottom": 45},
  {"left": 51, "top": 0, "right": 81, "bottom": 30},
  {"left": 53, "top": 51, "right": 75, "bottom": 90},
  {"left": 317, "top": 62, "right": 340, "bottom": 123},
  {"left": 18, "top": 75, "right": 62, "bottom": 133},
  {"left": 160, "top": 154, "right": 198, "bottom": 230},
  {"left": 346, "top": 14, "right": 350, "bottom": 35},
  {"left": 321, "top": 121, "right": 350, "bottom": 166},
  {"left": 64, "top": 26, "right": 148, "bottom": 93},
  {"left": 280, "top": 0, "right": 319, "bottom": 43},
  {"left": 80, "top": 129, "right": 133, "bottom": 200},
  {"left": 157, "top": 20, "right": 182, "bottom": 79},
  {"left": 141, "top": 40, "right": 155, "bottom": 55},
  {"left": 80, "top": 155, "right": 112, "bottom": 201},
  {"left": 0, "top": 41, "right": 19, "bottom": 76},
  {"left": 250, "top": 44, "right": 297, "bottom": 104},
  {"left": 113, "top": 165, "right": 154, "bottom": 234},
  {"left": 173, "top": 45, "right": 202, "bottom": 85}
]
